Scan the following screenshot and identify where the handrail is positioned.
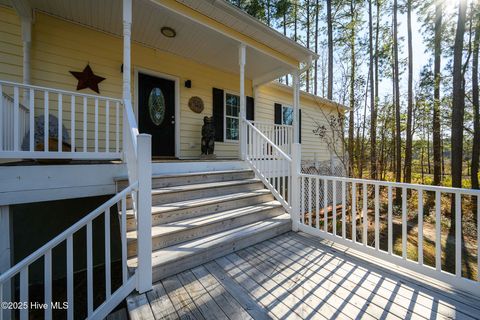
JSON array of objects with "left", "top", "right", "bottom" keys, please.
[
  {"left": 0, "top": 80, "right": 122, "bottom": 102},
  {"left": 244, "top": 118, "right": 292, "bottom": 162},
  {"left": 0, "top": 182, "right": 138, "bottom": 284},
  {"left": 250, "top": 120, "right": 293, "bottom": 128},
  {"left": 300, "top": 173, "right": 480, "bottom": 196}
]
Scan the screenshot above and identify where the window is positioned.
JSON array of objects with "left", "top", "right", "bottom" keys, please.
[
  {"left": 225, "top": 93, "right": 240, "bottom": 141},
  {"left": 282, "top": 105, "right": 293, "bottom": 125}
]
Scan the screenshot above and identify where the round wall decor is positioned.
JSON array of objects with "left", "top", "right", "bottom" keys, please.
[{"left": 188, "top": 96, "right": 204, "bottom": 113}]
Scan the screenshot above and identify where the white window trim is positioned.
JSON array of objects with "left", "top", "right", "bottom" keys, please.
[{"left": 224, "top": 90, "right": 241, "bottom": 143}]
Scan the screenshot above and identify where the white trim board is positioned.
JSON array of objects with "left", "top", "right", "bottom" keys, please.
[{"left": 134, "top": 68, "right": 181, "bottom": 158}]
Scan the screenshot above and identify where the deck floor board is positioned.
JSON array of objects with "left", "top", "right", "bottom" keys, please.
[{"left": 127, "top": 231, "right": 480, "bottom": 320}]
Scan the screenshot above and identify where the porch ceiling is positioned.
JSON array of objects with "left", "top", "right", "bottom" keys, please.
[{"left": 4, "top": 0, "right": 294, "bottom": 83}]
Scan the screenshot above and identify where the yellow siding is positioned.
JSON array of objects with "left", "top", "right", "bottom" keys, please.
[
  {"left": 255, "top": 83, "right": 344, "bottom": 162},
  {"left": 0, "top": 6, "right": 22, "bottom": 83}
]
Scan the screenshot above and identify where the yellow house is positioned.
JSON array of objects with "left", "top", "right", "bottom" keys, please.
[{"left": 0, "top": 0, "right": 346, "bottom": 163}]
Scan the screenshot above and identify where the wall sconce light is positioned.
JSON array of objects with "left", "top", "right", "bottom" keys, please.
[{"left": 185, "top": 80, "right": 192, "bottom": 88}]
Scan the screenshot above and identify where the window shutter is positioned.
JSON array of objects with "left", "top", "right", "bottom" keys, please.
[
  {"left": 246, "top": 96, "right": 254, "bottom": 120},
  {"left": 299, "top": 109, "right": 302, "bottom": 144},
  {"left": 274, "top": 103, "right": 282, "bottom": 124},
  {"left": 212, "top": 87, "right": 224, "bottom": 142}
]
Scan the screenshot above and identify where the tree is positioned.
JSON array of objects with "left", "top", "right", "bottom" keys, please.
[
  {"left": 275, "top": 0, "right": 291, "bottom": 85},
  {"left": 451, "top": 0, "right": 467, "bottom": 191},
  {"left": 314, "top": 0, "right": 320, "bottom": 95},
  {"left": 369, "top": 0, "right": 377, "bottom": 179},
  {"left": 327, "top": 0, "right": 334, "bottom": 100},
  {"left": 393, "top": 0, "right": 402, "bottom": 191},
  {"left": 471, "top": 6, "right": 480, "bottom": 191},
  {"left": 404, "top": 0, "right": 413, "bottom": 183},
  {"left": 433, "top": 0, "right": 443, "bottom": 186}
]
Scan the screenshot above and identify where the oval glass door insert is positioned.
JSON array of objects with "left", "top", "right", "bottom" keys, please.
[{"left": 148, "top": 87, "right": 165, "bottom": 126}]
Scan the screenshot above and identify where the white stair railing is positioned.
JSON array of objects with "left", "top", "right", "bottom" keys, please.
[
  {"left": 250, "top": 120, "right": 293, "bottom": 155},
  {"left": 0, "top": 183, "right": 138, "bottom": 320},
  {"left": 296, "top": 173, "right": 480, "bottom": 295},
  {"left": 244, "top": 118, "right": 292, "bottom": 211},
  {"left": 0, "top": 80, "right": 123, "bottom": 160}
]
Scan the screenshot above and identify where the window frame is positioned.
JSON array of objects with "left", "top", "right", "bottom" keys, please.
[{"left": 224, "top": 91, "right": 241, "bottom": 143}]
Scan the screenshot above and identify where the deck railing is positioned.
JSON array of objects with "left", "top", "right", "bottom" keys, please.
[
  {"left": 250, "top": 120, "right": 293, "bottom": 155},
  {"left": 296, "top": 174, "right": 480, "bottom": 294},
  {"left": 0, "top": 80, "right": 123, "bottom": 160},
  {"left": 244, "top": 119, "right": 292, "bottom": 211},
  {"left": 0, "top": 183, "right": 138, "bottom": 320}
]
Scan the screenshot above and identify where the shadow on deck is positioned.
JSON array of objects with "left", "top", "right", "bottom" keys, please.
[{"left": 126, "top": 232, "right": 480, "bottom": 320}]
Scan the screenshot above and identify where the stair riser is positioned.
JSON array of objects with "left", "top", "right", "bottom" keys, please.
[
  {"left": 126, "top": 182, "right": 264, "bottom": 209},
  {"left": 151, "top": 221, "right": 291, "bottom": 281},
  {"left": 126, "top": 193, "right": 274, "bottom": 231},
  {"left": 117, "top": 171, "right": 255, "bottom": 190},
  {"left": 127, "top": 207, "right": 285, "bottom": 257}
]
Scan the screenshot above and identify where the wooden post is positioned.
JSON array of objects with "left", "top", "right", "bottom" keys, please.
[
  {"left": 136, "top": 134, "right": 152, "bottom": 293},
  {"left": 239, "top": 44, "right": 246, "bottom": 160},
  {"left": 123, "top": 0, "right": 132, "bottom": 102},
  {"left": 291, "top": 143, "right": 301, "bottom": 231}
]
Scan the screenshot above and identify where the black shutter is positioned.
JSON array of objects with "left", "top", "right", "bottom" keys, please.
[
  {"left": 246, "top": 96, "right": 254, "bottom": 120},
  {"left": 299, "top": 109, "right": 302, "bottom": 144},
  {"left": 212, "top": 87, "right": 224, "bottom": 142},
  {"left": 274, "top": 103, "right": 282, "bottom": 124}
]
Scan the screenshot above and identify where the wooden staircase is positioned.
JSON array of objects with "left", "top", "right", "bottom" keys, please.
[{"left": 117, "top": 169, "right": 291, "bottom": 282}]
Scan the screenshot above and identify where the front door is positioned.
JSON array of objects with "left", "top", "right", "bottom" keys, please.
[{"left": 138, "top": 73, "right": 176, "bottom": 157}]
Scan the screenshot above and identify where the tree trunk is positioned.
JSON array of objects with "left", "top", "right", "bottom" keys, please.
[
  {"left": 284, "top": 11, "right": 289, "bottom": 86},
  {"left": 327, "top": 0, "right": 333, "bottom": 100},
  {"left": 427, "top": 131, "right": 431, "bottom": 174},
  {"left": 433, "top": 0, "right": 443, "bottom": 185},
  {"left": 393, "top": 0, "right": 402, "bottom": 200},
  {"left": 314, "top": 0, "right": 319, "bottom": 95},
  {"left": 306, "top": 0, "right": 311, "bottom": 93},
  {"left": 348, "top": 1, "right": 356, "bottom": 177},
  {"left": 471, "top": 12, "right": 480, "bottom": 191},
  {"left": 369, "top": 0, "right": 377, "bottom": 180},
  {"left": 404, "top": 0, "right": 413, "bottom": 184},
  {"left": 451, "top": 0, "right": 467, "bottom": 189}
]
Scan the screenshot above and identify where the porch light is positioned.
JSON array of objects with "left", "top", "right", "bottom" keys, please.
[{"left": 161, "top": 26, "right": 176, "bottom": 38}]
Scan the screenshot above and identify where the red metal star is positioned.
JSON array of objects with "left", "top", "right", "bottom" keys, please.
[{"left": 69, "top": 64, "right": 106, "bottom": 94}]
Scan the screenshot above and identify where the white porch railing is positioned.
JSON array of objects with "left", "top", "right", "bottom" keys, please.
[
  {"left": 296, "top": 174, "right": 480, "bottom": 295},
  {"left": 0, "top": 183, "right": 138, "bottom": 320},
  {"left": 250, "top": 120, "right": 293, "bottom": 155},
  {"left": 0, "top": 80, "right": 123, "bottom": 160},
  {"left": 244, "top": 119, "right": 292, "bottom": 211}
]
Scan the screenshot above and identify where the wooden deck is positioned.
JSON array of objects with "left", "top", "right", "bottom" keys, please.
[{"left": 127, "top": 232, "right": 480, "bottom": 320}]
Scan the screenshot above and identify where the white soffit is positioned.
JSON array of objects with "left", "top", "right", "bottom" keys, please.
[{"left": 4, "top": 0, "right": 293, "bottom": 81}]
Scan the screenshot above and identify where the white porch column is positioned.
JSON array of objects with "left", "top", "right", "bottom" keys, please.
[
  {"left": 21, "top": 18, "right": 31, "bottom": 85},
  {"left": 123, "top": 0, "right": 132, "bottom": 102},
  {"left": 291, "top": 69, "right": 301, "bottom": 231},
  {"left": 239, "top": 43, "right": 246, "bottom": 160},
  {"left": 292, "top": 69, "right": 300, "bottom": 144}
]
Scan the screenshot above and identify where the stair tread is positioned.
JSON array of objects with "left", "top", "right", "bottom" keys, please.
[
  {"left": 150, "top": 178, "right": 262, "bottom": 195},
  {"left": 115, "top": 169, "right": 253, "bottom": 182},
  {"left": 125, "top": 189, "right": 273, "bottom": 217},
  {"left": 127, "top": 214, "right": 290, "bottom": 267},
  {"left": 127, "top": 200, "right": 283, "bottom": 239}
]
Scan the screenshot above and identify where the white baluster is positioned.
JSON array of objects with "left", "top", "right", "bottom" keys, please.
[
  {"left": 342, "top": 181, "right": 346, "bottom": 238},
  {"left": 116, "top": 102, "right": 120, "bottom": 153},
  {"left": 324, "top": 179, "right": 328, "bottom": 232},
  {"left": 375, "top": 184, "right": 379, "bottom": 250},
  {"left": 87, "top": 220, "right": 93, "bottom": 316},
  {"left": 352, "top": 183, "right": 357, "bottom": 242},
  {"left": 58, "top": 93, "right": 62, "bottom": 152},
  {"left": 363, "top": 183, "right": 367, "bottom": 246},
  {"left": 67, "top": 235, "right": 74, "bottom": 320},
  {"left": 435, "top": 191, "right": 441, "bottom": 271},
  {"left": 70, "top": 96, "right": 75, "bottom": 152},
  {"left": 402, "top": 187, "right": 407, "bottom": 259},
  {"left": 388, "top": 186, "right": 393, "bottom": 254},
  {"left": 29, "top": 88, "right": 34, "bottom": 152},
  {"left": 308, "top": 177, "right": 313, "bottom": 226},
  {"left": 83, "top": 97, "right": 87, "bottom": 152},
  {"left": 44, "top": 250, "right": 52, "bottom": 320},
  {"left": 94, "top": 98, "right": 98, "bottom": 152},
  {"left": 44, "top": 91, "right": 49, "bottom": 152},
  {"left": 332, "top": 180, "right": 337, "bottom": 236},
  {"left": 105, "top": 209, "right": 111, "bottom": 299},
  {"left": 106, "top": 100, "right": 110, "bottom": 152},
  {"left": 121, "top": 195, "right": 128, "bottom": 284},
  {"left": 418, "top": 189, "right": 424, "bottom": 265},
  {"left": 13, "top": 87, "right": 19, "bottom": 151},
  {"left": 316, "top": 177, "right": 320, "bottom": 229},
  {"left": 455, "top": 192, "right": 461, "bottom": 277}
]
